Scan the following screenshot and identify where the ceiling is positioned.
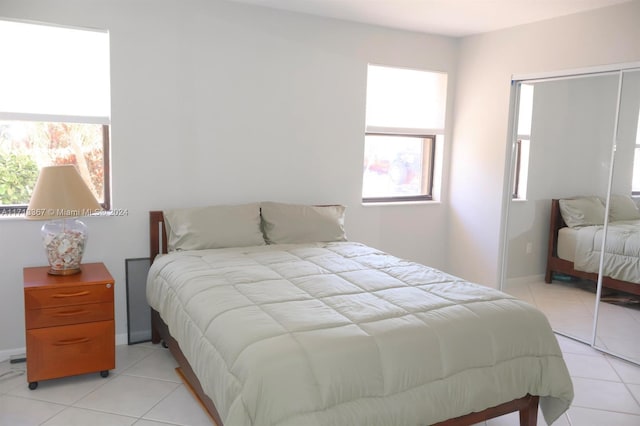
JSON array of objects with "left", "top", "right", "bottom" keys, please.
[{"left": 226, "top": 0, "right": 632, "bottom": 37}]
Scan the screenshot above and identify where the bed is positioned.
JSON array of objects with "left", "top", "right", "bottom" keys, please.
[
  {"left": 147, "top": 202, "right": 573, "bottom": 426},
  {"left": 545, "top": 197, "right": 640, "bottom": 296}
]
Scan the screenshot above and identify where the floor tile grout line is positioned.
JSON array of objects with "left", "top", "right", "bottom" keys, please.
[
  {"left": 620, "top": 380, "right": 640, "bottom": 408},
  {"left": 114, "top": 345, "right": 164, "bottom": 376},
  {"left": 67, "top": 398, "right": 153, "bottom": 421},
  {"left": 67, "top": 373, "right": 182, "bottom": 415},
  {"left": 36, "top": 401, "right": 67, "bottom": 426},
  {"left": 2, "top": 390, "right": 70, "bottom": 406},
  {"left": 118, "top": 371, "right": 183, "bottom": 384},
  {"left": 68, "top": 373, "right": 116, "bottom": 406},
  {"left": 568, "top": 401, "right": 640, "bottom": 417},
  {"left": 135, "top": 382, "right": 186, "bottom": 425},
  {"left": 603, "top": 354, "right": 635, "bottom": 385},
  {"left": 564, "top": 411, "right": 573, "bottom": 426},
  {"left": 567, "top": 374, "right": 625, "bottom": 383},
  {"left": 37, "top": 405, "right": 140, "bottom": 426}
]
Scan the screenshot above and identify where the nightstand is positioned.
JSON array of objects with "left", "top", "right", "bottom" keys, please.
[{"left": 23, "top": 262, "right": 115, "bottom": 389}]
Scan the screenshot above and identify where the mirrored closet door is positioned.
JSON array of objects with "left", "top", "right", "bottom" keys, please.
[
  {"left": 501, "top": 64, "right": 640, "bottom": 365},
  {"left": 594, "top": 68, "right": 640, "bottom": 363}
]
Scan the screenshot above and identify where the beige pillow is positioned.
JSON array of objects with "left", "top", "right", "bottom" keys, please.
[
  {"left": 164, "top": 203, "right": 265, "bottom": 251},
  {"left": 558, "top": 197, "right": 605, "bottom": 228},
  {"left": 609, "top": 194, "right": 640, "bottom": 221},
  {"left": 260, "top": 202, "right": 347, "bottom": 244}
]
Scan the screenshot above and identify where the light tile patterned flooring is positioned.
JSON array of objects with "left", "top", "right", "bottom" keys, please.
[{"left": 1, "top": 284, "right": 640, "bottom": 425}]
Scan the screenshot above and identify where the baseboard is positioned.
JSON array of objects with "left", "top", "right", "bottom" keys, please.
[
  {"left": 0, "top": 347, "right": 26, "bottom": 364},
  {"left": 1, "top": 332, "right": 129, "bottom": 363},
  {"left": 116, "top": 332, "right": 128, "bottom": 345},
  {"left": 505, "top": 274, "right": 545, "bottom": 288}
]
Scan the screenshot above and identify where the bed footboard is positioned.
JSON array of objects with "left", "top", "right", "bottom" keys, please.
[
  {"left": 151, "top": 311, "right": 538, "bottom": 426},
  {"left": 432, "top": 394, "right": 539, "bottom": 426}
]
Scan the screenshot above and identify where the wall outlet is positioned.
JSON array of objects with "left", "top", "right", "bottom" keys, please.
[{"left": 526, "top": 242, "right": 533, "bottom": 254}]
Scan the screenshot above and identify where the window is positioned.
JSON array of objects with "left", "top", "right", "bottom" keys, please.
[
  {"left": 0, "top": 19, "right": 110, "bottom": 214},
  {"left": 632, "top": 109, "right": 640, "bottom": 195},
  {"left": 512, "top": 83, "right": 534, "bottom": 200},
  {"left": 362, "top": 65, "right": 447, "bottom": 202}
]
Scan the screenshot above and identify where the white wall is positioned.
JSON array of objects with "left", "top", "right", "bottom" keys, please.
[
  {"left": 0, "top": 0, "right": 458, "bottom": 357},
  {"left": 449, "top": 1, "right": 640, "bottom": 286}
]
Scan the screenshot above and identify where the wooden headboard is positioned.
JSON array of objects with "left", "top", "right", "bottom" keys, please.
[
  {"left": 545, "top": 199, "right": 570, "bottom": 283},
  {"left": 547, "top": 199, "right": 567, "bottom": 257},
  {"left": 150, "top": 211, "right": 168, "bottom": 262}
]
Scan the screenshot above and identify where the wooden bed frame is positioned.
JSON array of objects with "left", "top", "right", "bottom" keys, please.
[
  {"left": 545, "top": 199, "right": 640, "bottom": 296},
  {"left": 149, "top": 211, "right": 540, "bottom": 426}
]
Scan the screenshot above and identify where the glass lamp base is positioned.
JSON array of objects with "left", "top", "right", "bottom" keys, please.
[
  {"left": 47, "top": 266, "right": 82, "bottom": 276},
  {"left": 41, "top": 219, "right": 88, "bottom": 275}
]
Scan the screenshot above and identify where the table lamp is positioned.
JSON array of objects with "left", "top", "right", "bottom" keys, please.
[{"left": 26, "top": 165, "right": 102, "bottom": 275}]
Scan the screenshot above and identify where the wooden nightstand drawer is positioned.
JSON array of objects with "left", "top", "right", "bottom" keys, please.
[
  {"left": 24, "top": 283, "right": 113, "bottom": 309},
  {"left": 26, "top": 301, "right": 114, "bottom": 329},
  {"left": 26, "top": 320, "right": 115, "bottom": 382}
]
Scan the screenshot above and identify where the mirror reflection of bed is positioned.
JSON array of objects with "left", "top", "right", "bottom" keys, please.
[
  {"left": 501, "top": 66, "right": 640, "bottom": 365},
  {"left": 546, "top": 196, "right": 640, "bottom": 358}
]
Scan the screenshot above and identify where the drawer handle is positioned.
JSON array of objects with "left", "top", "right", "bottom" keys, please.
[
  {"left": 53, "top": 309, "right": 88, "bottom": 317},
  {"left": 54, "top": 337, "right": 90, "bottom": 346},
  {"left": 52, "top": 290, "right": 91, "bottom": 298}
]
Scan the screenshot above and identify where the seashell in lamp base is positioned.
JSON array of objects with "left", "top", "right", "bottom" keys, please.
[{"left": 41, "top": 218, "right": 88, "bottom": 275}]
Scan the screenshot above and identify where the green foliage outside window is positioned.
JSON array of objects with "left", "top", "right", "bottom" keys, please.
[
  {"left": 0, "top": 121, "right": 105, "bottom": 207},
  {"left": 0, "top": 151, "right": 39, "bottom": 205}
]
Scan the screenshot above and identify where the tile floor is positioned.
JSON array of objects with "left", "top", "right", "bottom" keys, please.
[
  {"left": 0, "top": 342, "right": 213, "bottom": 426},
  {"left": 1, "top": 306, "right": 640, "bottom": 425}
]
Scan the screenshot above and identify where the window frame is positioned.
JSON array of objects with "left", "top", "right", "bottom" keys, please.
[
  {"left": 101, "top": 124, "right": 112, "bottom": 210},
  {"left": 0, "top": 122, "right": 111, "bottom": 215},
  {"left": 511, "top": 82, "right": 534, "bottom": 201},
  {"left": 362, "top": 131, "right": 436, "bottom": 203},
  {"left": 362, "top": 64, "right": 447, "bottom": 204},
  {"left": 633, "top": 143, "right": 640, "bottom": 196},
  {"left": 511, "top": 136, "right": 531, "bottom": 200},
  {"left": 512, "top": 139, "right": 522, "bottom": 199},
  {"left": 633, "top": 138, "right": 640, "bottom": 196}
]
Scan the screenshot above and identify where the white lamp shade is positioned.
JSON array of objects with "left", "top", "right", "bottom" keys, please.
[{"left": 26, "top": 165, "right": 101, "bottom": 220}]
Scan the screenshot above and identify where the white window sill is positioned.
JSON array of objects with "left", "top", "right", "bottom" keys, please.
[
  {"left": 362, "top": 200, "right": 441, "bottom": 207},
  {"left": 0, "top": 210, "right": 126, "bottom": 221}
]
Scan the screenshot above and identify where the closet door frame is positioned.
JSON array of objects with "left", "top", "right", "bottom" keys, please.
[{"left": 499, "top": 61, "right": 640, "bottom": 364}]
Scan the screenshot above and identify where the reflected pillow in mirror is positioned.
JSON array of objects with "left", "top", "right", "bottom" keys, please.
[
  {"left": 558, "top": 197, "right": 605, "bottom": 228},
  {"left": 609, "top": 194, "right": 640, "bottom": 222}
]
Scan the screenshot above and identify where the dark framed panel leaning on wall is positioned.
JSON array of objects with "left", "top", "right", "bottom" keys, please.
[{"left": 126, "top": 257, "right": 152, "bottom": 344}]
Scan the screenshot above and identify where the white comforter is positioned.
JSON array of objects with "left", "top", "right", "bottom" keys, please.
[
  {"left": 147, "top": 242, "right": 573, "bottom": 426},
  {"left": 574, "top": 220, "right": 640, "bottom": 284}
]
